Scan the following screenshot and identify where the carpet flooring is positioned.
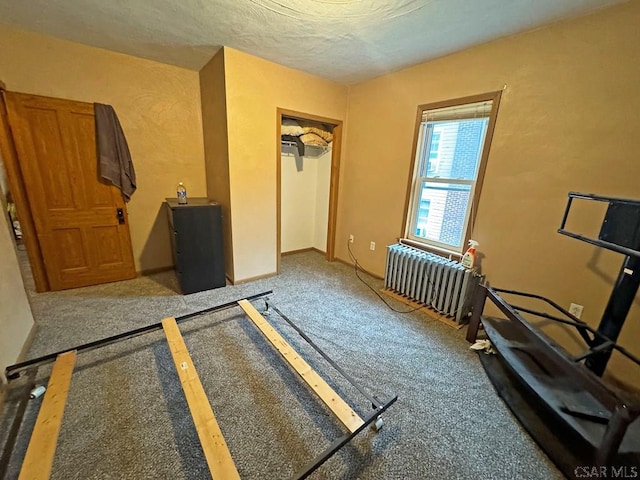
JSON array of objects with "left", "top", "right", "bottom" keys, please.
[{"left": 0, "top": 251, "right": 563, "bottom": 479}]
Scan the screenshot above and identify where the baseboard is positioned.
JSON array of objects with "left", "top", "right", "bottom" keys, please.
[
  {"left": 334, "top": 256, "right": 357, "bottom": 271},
  {"left": 232, "top": 271, "right": 277, "bottom": 285},
  {"left": 281, "top": 247, "right": 326, "bottom": 256},
  {"left": 334, "top": 256, "right": 384, "bottom": 280},
  {"left": 136, "top": 265, "right": 174, "bottom": 277},
  {"left": 1, "top": 323, "right": 36, "bottom": 388},
  {"left": 17, "top": 323, "right": 37, "bottom": 363},
  {"left": 282, "top": 247, "right": 313, "bottom": 256}
]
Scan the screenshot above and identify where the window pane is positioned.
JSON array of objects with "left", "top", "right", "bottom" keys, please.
[
  {"left": 413, "top": 182, "right": 471, "bottom": 249},
  {"left": 425, "top": 131, "right": 440, "bottom": 176},
  {"left": 420, "top": 119, "right": 488, "bottom": 180}
]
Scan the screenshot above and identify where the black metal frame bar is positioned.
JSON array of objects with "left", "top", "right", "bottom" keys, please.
[
  {"left": 508, "top": 304, "right": 592, "bottom": 333},
  {"left": 266, "top": 301, "right": 383, "bottom": 408},
  {"left": 0, "top": 370, "right": 35, "bottom": 478},
  {"left": 4, "top": 291, "right": 273, "bottom": 380},
  {"left": 587, "top": 252, "right": 640, "bottom": 375},
  {"left": 498, "top": 287, "right": 594, "bottom": 346},
  {"left": 558, "top": 191, "right": 640, "bottom": 259},
  {"left": 294, "top": 395, "right": 398, "bottom": 480},
  {"left": 493, "top": 287, "right": 640, "bottom": 368},
  {"left": 260, "top": 301, "right": 398, "bottom": 478},
  {"left": 557, "top": 191, "right": 640, "bottom": 375}
]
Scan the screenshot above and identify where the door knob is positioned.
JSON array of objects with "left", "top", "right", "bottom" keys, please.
[{"left": 116, "top": 208, "right": 125, "bottom": 224}]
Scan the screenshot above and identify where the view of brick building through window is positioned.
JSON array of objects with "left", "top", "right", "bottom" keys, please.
[{"left": 413, "top": 118, "right": 488, "bottom": 249}]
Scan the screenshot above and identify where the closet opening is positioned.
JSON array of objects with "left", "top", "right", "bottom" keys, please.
[{"left": 276, "top": 108, "right": 342, "bottom": 273}]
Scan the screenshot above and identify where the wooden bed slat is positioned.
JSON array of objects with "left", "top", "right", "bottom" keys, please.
[
  {"left": 161, "top": 318, "right": 240, "bottom": 480},
  {"left": 18, "top": 350, "right": 77, "bottom": 480},
  {"left": 238, "top": 300, "right": 364, "bottom": 433}
]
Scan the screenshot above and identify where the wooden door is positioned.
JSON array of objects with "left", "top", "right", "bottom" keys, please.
[{"left": 5, "top": 92, "right": 136, "bottom": 290}]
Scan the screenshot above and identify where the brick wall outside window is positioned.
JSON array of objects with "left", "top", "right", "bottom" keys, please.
[{"left": 440, "top": 120, "right": 485, "bottom": 246}]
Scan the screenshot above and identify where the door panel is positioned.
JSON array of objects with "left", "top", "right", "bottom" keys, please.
[
  {"left": 93, "top": 225, "right": 125, "bottom": 266},
  {"left": 28, "top": 108, "right": 76, "bottom": 210},
  {"left": 67, "top": 111, "right": 114, "bottom": 207},
  {"left": 53, "top": 228, "right": 89, "bottom": 270},
  {"left": 5, "top": 92, "right": 136, "bottom": 290}
]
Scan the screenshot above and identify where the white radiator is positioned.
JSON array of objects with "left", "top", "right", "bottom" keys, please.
[{"left": 384, "top": 243, "right": 482, "bottom": 324}]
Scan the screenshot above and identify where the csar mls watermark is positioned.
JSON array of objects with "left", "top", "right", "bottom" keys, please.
[{"left": 574, "top": 465, "right": 638, "bottom": 478}]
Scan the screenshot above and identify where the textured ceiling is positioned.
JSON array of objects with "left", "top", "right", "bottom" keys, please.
[{"left": 0, "top": 0, "right": 627, "bottom": 84}]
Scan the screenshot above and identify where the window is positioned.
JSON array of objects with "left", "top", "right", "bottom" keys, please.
[
  {"left": 405, "top": 92, "right": 501, "bottom": 253},
  {"left": 415, "top": 200, "right": 431, "bottom": 237}
]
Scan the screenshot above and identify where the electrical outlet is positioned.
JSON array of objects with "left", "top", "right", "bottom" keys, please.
[
  {"left": 370, "top": 241, "right": 376, "bottom": 251},
  {"left": 349, "top": 234, "right": 354, "bottom": 244},
  {"left": 569, "top": 303, "right": 584, "bottom": 319}
]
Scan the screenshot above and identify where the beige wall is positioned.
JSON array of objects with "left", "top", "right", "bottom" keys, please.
[
  {"left": 280, "top": 150, "right": 332, "bottom": 253},
  {"left": 313, "top": 151, "right": 332, "bottom": 252},
  {"left": 0, "top": 25, "right": 206, "bottom": 272},
  {"left": 281, "top": 153, "right": 318, "bottom": 252},
  {"left": 223, "top": 48, "right": 348, "bottom": 282},
  {"left": 0, "top": 196, "right": 34, "bottom": 384},
  {"left": 338, "top": 1, "right": 640, "bottom": 386},
  {"left": 200, "top": 50, "right": 234, "bottom": 280}
]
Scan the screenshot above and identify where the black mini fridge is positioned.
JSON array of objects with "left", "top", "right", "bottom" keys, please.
[{"left": 165, "top": 198, "right": 226, "bottom": 294}]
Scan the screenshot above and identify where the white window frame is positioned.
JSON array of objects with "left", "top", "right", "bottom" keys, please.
[{"left": 403, "top": 92, "right": 502, "bottom": 254}]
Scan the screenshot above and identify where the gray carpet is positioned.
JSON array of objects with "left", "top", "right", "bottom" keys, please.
[{"left": 0, "top": 251, "right": 563, "bottom": 479}]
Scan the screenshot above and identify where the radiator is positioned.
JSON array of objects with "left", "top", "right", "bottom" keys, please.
[{"left": 384, "top": 243, "right": 483, "bottom": 324}]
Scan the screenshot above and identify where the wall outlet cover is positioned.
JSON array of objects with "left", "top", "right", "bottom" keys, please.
[{"left": 569, "top": 303, "right": 584, "bottom": 319}]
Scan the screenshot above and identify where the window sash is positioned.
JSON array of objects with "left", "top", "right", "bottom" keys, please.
[
  {"left": 404, "top": 91, "right": 501, "bottom": 254},
  {"left": 419, "top": 119, "right": 488, "bottom": 181},
  {"left": 407, "top": 179, "right": 476, "bottom": 250}
]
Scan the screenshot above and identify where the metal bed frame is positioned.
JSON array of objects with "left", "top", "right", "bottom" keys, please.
[{"left": 3, "top": 291, "right": 397, "bottom": 479}]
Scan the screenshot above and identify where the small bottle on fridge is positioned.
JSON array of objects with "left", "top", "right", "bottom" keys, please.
[{"left": 177, "top": 182, "right": 187, "bottom": 204}]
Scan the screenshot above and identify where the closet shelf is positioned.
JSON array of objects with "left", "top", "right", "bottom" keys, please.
[{"left": 281, "top": 140, "right": 330, "bottom": 158}]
